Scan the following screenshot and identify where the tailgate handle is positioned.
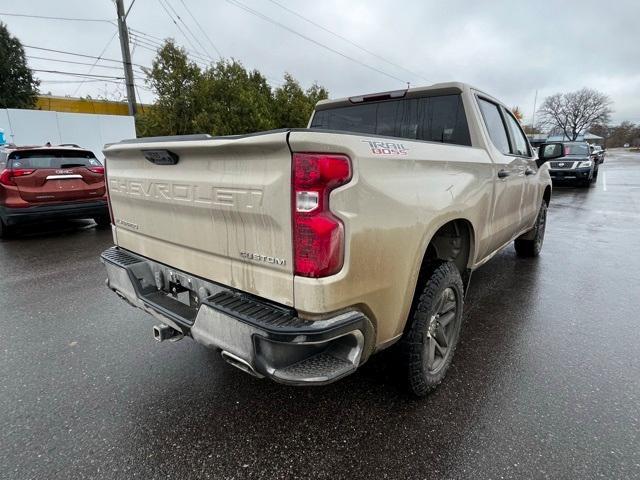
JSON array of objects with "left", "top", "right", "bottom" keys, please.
[
  {"left": 45, "top": 174, "right": 83, "bottom": 180},
  {"left": 143, "top": 149, "right": 179, "bottom": 165},
  {"left": 497, "top": 169, "right": 510, "bottom": 178}
]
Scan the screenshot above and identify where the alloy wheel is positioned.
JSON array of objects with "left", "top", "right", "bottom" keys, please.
[{"left": 424, "top": 287, "right": 460, "bottom": 374}]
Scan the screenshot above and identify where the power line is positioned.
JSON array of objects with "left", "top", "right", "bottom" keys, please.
[
  {"left": 128, "top": 27, "right": 165, "bottom": 43},
  {"left": 129, "top": 31, "right": 212, "bottom": 65},
  {"left": 156, "top": 0, "right": 211, "bottom": 62},
  {"left": 39, "top": 79, "right": 123, "bottom": 85},
  {"left": 128, "top": 34, "right": 163, "bottom": 51},
  {"left": 23, "top": 45, "right": 148, "bottom": 69},
  {"left": 32, "top": 69, "right": 125, "bottom": 80},
  {"left": 27, "top": 56, "right": 125, "bottom": 70},
  {"left": 130, "top": 39, "right": 209, "bottom": 69},
  {"left": 178, "top": 0, "right": 223, "bottom": 59},
  {"left": 73, "top": 30, "right": 119, "bottom": 96},
  {"left": 224, "top": 0, "right": 407, "bottom": 84},
  {"left": 264, "top": 0, "right": 430, "bottom": 84},
  {"left": 0, "top": 12, "right": 114, "bottom": 23},
  {"left": 162, "top": 0, "right": 215, "bottom": 61},
  {"left": 128, "top": 26, "right": 214, "bottom": 65}
]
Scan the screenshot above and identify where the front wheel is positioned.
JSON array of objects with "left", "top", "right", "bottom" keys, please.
[
  {"left": 514, "top": 201, "right": 547, "bottom": 257},
  {"left": 578, "top": 170, "right": 594, "bottom": 187},
  {"left": 400, "top": 261, "right": 465, "bottom": 396}
]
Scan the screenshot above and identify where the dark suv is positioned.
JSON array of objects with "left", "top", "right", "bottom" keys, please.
[
  {"left": 0, "top": 145, "right": 109, "bottom": 238},
  {"left": 547, "top": 142, "right": 599, "bottom": 187}
]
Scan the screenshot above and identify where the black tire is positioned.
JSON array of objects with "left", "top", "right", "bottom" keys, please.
[
  {"left": 401, "top": 261, "right": 465, "bottom": 397},
  {"left": 578, "top": 170, "right": 594, "bottom": 187},
  {"left": 0, "top": 218, "right": 11, "bottom": 239},
  {"left": 93, "top": 216, "right": 111, "bottom": 228},
  {"left": 514, "top": 201, "right": 547, "bottom": 257}
]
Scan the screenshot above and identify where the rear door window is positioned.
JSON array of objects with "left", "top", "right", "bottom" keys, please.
[
  {"left": 8, "top": 150, "right": 101, "bottom": 169},
  {"left": 310, "top": 94, "right": 471, "bottom": 146},
  {"left": 477, "top": 98, "right": 510, "bottom": 154}
]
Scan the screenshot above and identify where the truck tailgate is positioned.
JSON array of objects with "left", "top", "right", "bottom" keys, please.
[{"left": 103, "top": 131, "right": 294, "bottom": 306}]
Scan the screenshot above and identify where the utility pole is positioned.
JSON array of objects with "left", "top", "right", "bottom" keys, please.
[
  {"left": 116, "top": 0, "right": 137, "bottom": 116},
  {"left": 531, "top": 89, "right": 538, "bottom": 133}
]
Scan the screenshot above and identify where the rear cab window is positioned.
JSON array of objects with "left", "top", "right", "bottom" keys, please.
[
  {"left": 310, "top": 94, "right": 472, "bottom": 146},
  {"left": 8, "top": 149, "right": 101, "bottom": 169}
]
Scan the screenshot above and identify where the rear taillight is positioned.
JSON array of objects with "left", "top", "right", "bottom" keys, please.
[
  {"left": 292, "top": 153, "right": 351, "bottom": 278},
  {"left": 564, "top": 146, "right": 570, "bottom": 156},
  {"left": 0, "top": 168, "right": 35, "bottom": 186},
  {"left": 88, "top": 166, "right": 105, "bottom": 174}
]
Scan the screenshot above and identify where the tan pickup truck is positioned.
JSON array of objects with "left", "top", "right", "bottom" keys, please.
[{"left": 101, "top": 82, "right": 561, "bottom": 396}]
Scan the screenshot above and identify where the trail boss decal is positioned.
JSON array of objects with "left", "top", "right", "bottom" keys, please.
[{"left": 362, "top": 140, "right": 408, "bottom": 156}]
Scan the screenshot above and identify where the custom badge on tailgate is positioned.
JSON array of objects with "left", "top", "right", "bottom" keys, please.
[{"left": 240, "top": 251, "right": 286, "bottom": 266}]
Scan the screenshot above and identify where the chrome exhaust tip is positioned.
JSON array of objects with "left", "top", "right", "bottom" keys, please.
[
  {"left": 153, "top": 324, "right": 183, "bottom": 342},
  {"left": 221, "top": 351, "right": 263, "bottom": 378}
]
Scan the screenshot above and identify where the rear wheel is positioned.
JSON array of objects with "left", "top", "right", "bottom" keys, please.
[
  {"left": 93, "top": 216, "right": 111, "bottom": 228},
  {"left": 514, "top": 201, "right": 547, "bottom": 257},
  {"left": 400, "top": 261, "right": 464, "bottom": 397}
]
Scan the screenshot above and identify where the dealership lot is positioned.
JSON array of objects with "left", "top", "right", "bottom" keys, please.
[{"left": 1, "top": 149, "right": 639, "bottom": 479}]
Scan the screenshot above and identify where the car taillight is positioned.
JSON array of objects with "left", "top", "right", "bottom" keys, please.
[
  {"left": 0, "top": 168, "right": 35, "bottom": 186},
  {"left": 292, "top": 153, "right": 351, "bottom": 278},
  {"left": 88, "top": 166, "right": 105, "bottom": 174},
  {"left": 564, "top": 146, "right": 570, "bottom": 156}
]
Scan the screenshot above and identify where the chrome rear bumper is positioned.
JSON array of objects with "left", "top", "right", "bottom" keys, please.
[{"left": 101, "top": 247, "right": 374, "bottom": 385}]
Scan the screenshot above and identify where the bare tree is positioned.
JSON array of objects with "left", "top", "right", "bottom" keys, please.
[{"left": 537, "top": 88, "right": 613, "bottom": 141}]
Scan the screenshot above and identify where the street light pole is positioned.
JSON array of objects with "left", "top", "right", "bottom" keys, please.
[{"left": 116, "top": 0, "right": 137, "bottom": 116}]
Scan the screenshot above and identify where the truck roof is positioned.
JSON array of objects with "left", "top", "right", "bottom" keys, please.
[{"left": 314, "top": 81, "right": 492, "bottom": 111}]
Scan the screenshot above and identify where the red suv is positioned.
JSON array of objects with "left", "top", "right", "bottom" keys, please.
[{"left": 0, "top": 144, "right": 110, "bottom": 238}]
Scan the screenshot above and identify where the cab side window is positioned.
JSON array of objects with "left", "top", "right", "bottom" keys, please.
[
  {"left": 503, "top": 109, "right": 530, "bottom": 157},
  {"left": 477, "top": 98, "right": 510, "bottom": 154}
]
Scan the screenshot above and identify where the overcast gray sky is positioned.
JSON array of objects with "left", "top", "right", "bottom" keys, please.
[{"left": 3, "top": 0, "right": 639, "bottom": 124}]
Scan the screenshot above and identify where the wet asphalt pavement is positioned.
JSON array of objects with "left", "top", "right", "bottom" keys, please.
[{"left": 1, "top": 149, "right": 639, "bottom": 479}]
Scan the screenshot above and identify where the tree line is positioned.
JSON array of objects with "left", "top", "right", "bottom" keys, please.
[
  {"left": 590, "top": 122, "right": 640, "bottom": 148},
  {"left": 135, "top": 41, "right": 328, "bottom": 137}
]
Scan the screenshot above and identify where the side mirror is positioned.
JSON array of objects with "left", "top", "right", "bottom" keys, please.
[{"left": 537, "top": 142, "right": 564, "bottom": 167}]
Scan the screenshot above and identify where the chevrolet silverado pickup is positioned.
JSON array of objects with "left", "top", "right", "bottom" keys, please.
[{"left": 101, "top": 82, "right": 561, "bottom": 396}]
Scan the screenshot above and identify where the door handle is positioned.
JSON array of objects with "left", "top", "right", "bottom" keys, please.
[
  {"left": 497, "top": 169, "right": 510, "bottom": 178},
  {"left": 525, "top": 167, "right": 536, "bottom": 176}
]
